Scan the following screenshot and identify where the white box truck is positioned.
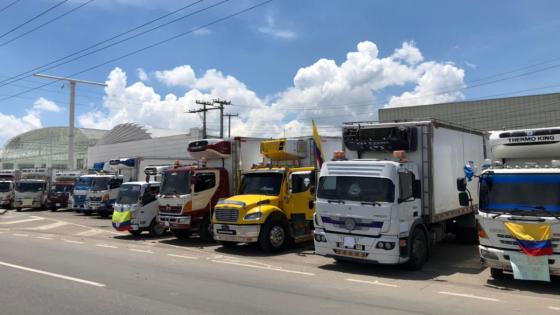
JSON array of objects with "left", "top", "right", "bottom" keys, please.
[
  {"left": 460, "top": 127, "right": 560, "bottom": 280},
  {"left": 314, "top": 120, "right": 485, "bottom": 269}
]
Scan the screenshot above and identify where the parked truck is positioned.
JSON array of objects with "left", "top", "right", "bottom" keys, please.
[
  {"left": 46, "top": 170, "right": 82, "bottom": 211},
  {"left": 213, "top": 137, "right": 341, "bottom": 252},
  {"left": 459, "top": 127, "right": 560, "bottom": 280},
  {"left": 158, "top": 138, "right": 262, "bottom": 241},
  {"left": 83, "top": 173, "right": 124, "bottom": 217},
  {"left": 313, "top": 120, "right": 485, "bottom": 269},
  {"left": 15, "top": 168, "right": 51, "bottom": 211},
  {"left": 71, "top": 174, "right": 95, "bottom": 212},
  {"left": 0, "top": 170, "right": 21, "bottom": 209}
]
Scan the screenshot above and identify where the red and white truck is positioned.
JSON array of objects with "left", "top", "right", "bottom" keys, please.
[{"left": 157, "top": 138, "right": 262, "bottom": 241}]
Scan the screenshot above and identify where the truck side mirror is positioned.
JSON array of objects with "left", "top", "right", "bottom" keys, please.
[
  {"left": 456, "top": 177, "right": 467, "bottom": 192},
  {"left": 458, "top": 192, "right": 470, "bottom": 206},
  {"left": 412, "top": 180, "right": 421, "bottom": 199},
  {"left": 309, "top": 185, "right": 316, "bottom": 195}
]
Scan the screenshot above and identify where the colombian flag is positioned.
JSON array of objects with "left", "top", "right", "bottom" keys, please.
[
  {"left": 312, "top": 120, "right": 324, "bottom": 168},
  {"left": 112, "top": 210, "right": 132, "bottom": 232},
  {"left": 504, "top": 222, "right": 553, "bottom": 256}
]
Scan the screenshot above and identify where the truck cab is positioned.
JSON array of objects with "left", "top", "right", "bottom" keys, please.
[
  {"left": 466, "top": 127, "right": 560, "bottom": 280},
  {"left": 72, "top": 175, "right": 94, "bottom": 212},
  {"left": 84, "top": 174, "right": 123, "bottom": 217},
  {"left": 112, "top": 181, "right": 164, "bottom": 236},
  {"left": 0, "top": 181, "right": 15, "bottom": 209},
  {"left": 15, "top": 179, "right": 49, "bottom": 211},
  {"left": 47, "top": 171, "right": 82, "bottom": 211},
  {"left": 213, "top": 139, "right": 318, "bottom": 252}
]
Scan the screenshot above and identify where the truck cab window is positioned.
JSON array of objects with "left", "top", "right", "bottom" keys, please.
[
  {"left": 291, "top": 172, "right": 313, "bottom": 193},
  {"left": 398, "top": 172, "right": 414, "bottom": 201},
  {"left": 194, "top": 173, "right": 216, "bottom": 192}
]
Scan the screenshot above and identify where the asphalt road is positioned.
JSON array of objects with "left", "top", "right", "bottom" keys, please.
[{"left": 1, "top": 209, "right": 559, "bottom": 315}]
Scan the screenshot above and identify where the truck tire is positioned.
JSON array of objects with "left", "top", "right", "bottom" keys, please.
[
  {"left": 15, "top": 207, "right": 21, "bottom": 212},
  {"left": 149, "top": 219, "right": 166, "bottom": 237},
  {"left": 172, "top": 229, "right": 191, "bottom": 239},
  {"left": 199, "top": 215, "right": 214, "bottom": 242},
  {"left": 259, "top": 218, "right": 289, "bottom": 253},
  {"left": 405, "top": 228, "right": 428, "bottom": 270},
  {"left": 129, "top": 230, "right": 142, "bottom": 236},
  {"left": 98, "top": 211, "right": 111, "bottom": 218},
  {"left": 490, "top": 268, "right": 505, "bottom": 279},
  {"left": 455, "top": 227, "right": 479, "bottom": 245},
  {"left": 50, "top": 207, "right": 57, "bottom": 212}
]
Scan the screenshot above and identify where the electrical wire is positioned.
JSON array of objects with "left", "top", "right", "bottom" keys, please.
[
  {"left": 0, "top": 0, "right": 96, "bottom": 47},
  {"left": 0, "top": 0, "right": 22, "bottom": 15},
  {"left": 0, "top": 0, "right": 69, "bottom": 40}
]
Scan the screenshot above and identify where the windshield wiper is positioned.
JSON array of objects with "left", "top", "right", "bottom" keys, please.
[
  {"left": 361, "top": 201, "right": 381, "bottom": 206},
  {"left": 491, "top": 208, "right": 531, "bottom": 219},
  {"left": 528, "top": 206, "right": 560, "bottom": 221},
  {"left": 327, "top": 199, "right": 345, "bottom": 204}
]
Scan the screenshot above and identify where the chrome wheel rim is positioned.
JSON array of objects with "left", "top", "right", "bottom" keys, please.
[{"left": 269, "top": 225, "right": 285, "bottom": 248}]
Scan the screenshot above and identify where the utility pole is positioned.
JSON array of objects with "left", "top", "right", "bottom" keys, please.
[
  {"left": 33, "top": 74, "right": 107, "bottom": 170},
  {"left": 191, "top": 100, "right": 214, "bottom": 138},
  {"left": 213, "top": 98, "right": 231, "bottom": 138},
  {"left": 224, "top": 113, "right": 238, "bottom": 138}
]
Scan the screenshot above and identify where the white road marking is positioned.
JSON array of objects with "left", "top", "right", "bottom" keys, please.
[
  {"left": 96, "top": 244, "right": 118, "bottom": 249},
  {"left": 549, "top": 306, "right": 560, "bottom": 311},
  {"left": 28, "top": 221, "right": 68, "bottom": 231},
  {"left": 211, "top": 259, "right": 315, "bottom": 276},
  {"left": 62, "top": 239, "right": 84, "bottom": 244},
  {"left": 439, "top": 291, "right": 499, "bottom": 302},
  {"left": 36, "top": 236, "right": 53, "bottom": 240},
  {"left": 0, "top": 217, "right": 43, "bottom": 225},
  {"left": 0, "top": 261, "right": 105, "bottom": 287},
  {"left": 346, "top": 278, "right": 399, "bottom": 288},
  {"left": 13, "top": 233, "right": 29, "bottom": 237},
  {"left": 71, "top": 223, "right": 121, "bottom": 235},
  {"left": 168, "top": 254, "right": 197, "bottom": 260},
  {"left": 129, "top": 248, "right": 153, "bottom": 254},
  {"left": 75, "top": 229, "right": 104, "bottom": 236}
]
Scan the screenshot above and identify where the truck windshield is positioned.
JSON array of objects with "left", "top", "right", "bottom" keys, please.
[
  {"left": 51, "top": 184, "right": 72, "bottom": 193},
  {"left": 92, "top": 177, "right": 110, "bottom": 191},
  {"left": 239, "top": 173, "right": 283, "bottom": 196},
  {"left": 161, "top": 171, "right": 190, "bottom": 195},
  {"left": 16, "top": 182, "right": 44, "bottom": 192},
  {"left": 0, "top": 182, "right": 11, "bottom": 192},
  {"left": 317, "top": 176, "right": 395, "bottom": 203},
  {"left": 75, "top": 177, "right": 93, "bottom": 188},
  {"left": 480, "top": 174, "right": 560, "bottom": 214},
  {"left": 117, "top": 185, "right": 141, "bottom": 205}
]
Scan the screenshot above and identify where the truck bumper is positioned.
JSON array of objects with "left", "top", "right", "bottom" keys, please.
[
  {"left": 479, "top": 245, "right": 560, "bottom": 276},
  {"left": 158, "top": 215, "right": 191, "bottom": 230},
  {"left": 15, "top": 200, "right": 42, "bottom": 209},
  {"left": 314, "top": 229, "right": 403, "bottom": 265},
  {"left": 213, "top": 224, "right": 260, "bottom": 243}
]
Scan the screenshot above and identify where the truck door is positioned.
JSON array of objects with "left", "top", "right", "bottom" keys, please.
[
  {"left": 192, "top": 171, "right": 218, "bottom": 212},
  {"left": 286, "top": 170, "right": 315, "bottom": 220}
]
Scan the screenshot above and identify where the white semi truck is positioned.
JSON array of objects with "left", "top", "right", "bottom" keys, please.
[
  {"left": 0, "top": 170, "right": 21, "bottom": 209},
  {"left": 314, "top": 121, "right": 485, "bottom": 269},
  {"left": 15, "top": 168, "right": 51, "bottom": 211},
  {"left": 461, "top": 127, "right": 560, "bottom": 280}
]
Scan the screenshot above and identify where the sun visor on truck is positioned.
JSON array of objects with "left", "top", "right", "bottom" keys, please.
[{"left": 343, "top": 126, "right": 418, "bottom": 152}]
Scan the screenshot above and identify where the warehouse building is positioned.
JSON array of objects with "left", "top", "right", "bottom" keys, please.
[
  {"left": 379, "top": 92, "right": 560, "bottom": 131},
  {"left": 0, "top": 127, "right": 107, "bottom": 169}
]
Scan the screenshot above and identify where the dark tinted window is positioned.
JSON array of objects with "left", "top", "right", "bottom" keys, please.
[
  {"left": 398, "top": 172, "right": 414, "bottom": 201},
  {"left": 161, "top": 171, "right": 190, "bottom": 195},
  {"left": 317, "top": 176, "right": 395, "bottom": 203},
  {"left": 194, "top": 173, "right": 216, "bottom": 192},
  {"left": 0, "top": 182, "right": 11, "bottom": 192},
  {"left": 239, "top": 173, "right": 283, "bottom": 196},
  {"left": 291, "top": 172, "right": 314, "bottom": 194}
]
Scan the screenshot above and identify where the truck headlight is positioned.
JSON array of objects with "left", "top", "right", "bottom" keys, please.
[{"left": 244, "top": 212, "right": 262, "bottom": 221}]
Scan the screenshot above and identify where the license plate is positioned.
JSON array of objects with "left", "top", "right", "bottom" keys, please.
[
  {"left": 217, "top": 224, "right": 236, "bottom": 235},
  {"left": 343, "top": 236, "right": 356, "bottom": 248},
  {"left": 23, "top": 199, "right": 33, "bottom": 206},
  {"left": 56, "top": 203, "right": 61, "bottom": 207}
]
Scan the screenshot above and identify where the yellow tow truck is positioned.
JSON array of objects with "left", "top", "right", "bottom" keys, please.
[{"left": 212, "top": 139, "right": 317, "bottom": 252}]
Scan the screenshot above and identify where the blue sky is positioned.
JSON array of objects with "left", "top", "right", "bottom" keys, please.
[{"left": 0, "top": 0, "right": 559, "bottom": 143}]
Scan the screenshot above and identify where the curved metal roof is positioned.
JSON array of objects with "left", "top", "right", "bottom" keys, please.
[
  {"left": 4, "top": 127, "right": 107, "bottom": 148},
  {"left": 96, "top": 123, "right": 187, "bottom": 145}
]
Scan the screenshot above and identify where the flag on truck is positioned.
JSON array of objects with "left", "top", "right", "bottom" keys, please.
[
  {"left": 112, "top": 210, "right": 132, "bottom": 232},
  {"left": 312, "top": 120, "right": 324, "bottom": 168},
  {"left": 504, "top": 222, "right": 553, "bottom": 256}
]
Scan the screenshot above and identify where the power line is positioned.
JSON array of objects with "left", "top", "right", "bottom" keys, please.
[
  {"left": 0, "top": 0, "right": 205, "bottom": 88},
  {"left": 0, "top": 0, "right": 69, "bottom": 40},
  {"left": 0, "top": 0, "right": 96, "bottom": 48},
  {"left": 0, "top": 0, "right": 22, "bottom": 15},
  {"left": 0, "top": 0, "right": 273, "bottom": 103}
]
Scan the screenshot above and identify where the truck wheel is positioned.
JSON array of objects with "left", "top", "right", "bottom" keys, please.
[
  {"left": 149, "top": 219, "right": 166, "bottom": 237},
  {"left": 172, "top": 229, "right": 191, "bottom": 239},
  {"left": 83, "top": 211, "right": 91, "bottom": 216},
  {"left": 490, "top": 268, "right": 505, "bottom": 279},
  {"left": 129, "top": 230, "right": 142, "bottom": 236},
  {"left": 50, "top": 207, "right": 57, "bottom": 212},
  {"left": 219, "top": 241, "right": 238, "bottom": 248},
  {"left": 199, "top": 215, "right": 214, "bottom": 242},
  {"left": 99, "top": 211, "right": 110, "bottom": 218},
  {"left": 405, "top": 228, "right": 428, "bottom": 270},
  {"left": 455, "top": 228, "right": 478, "bottom": 245},
  {"left": 15, "top": 207, "right": 21, "bottom": 212},
  {"left": 259, "top": 219, "right": 289, "bottom": 253}
]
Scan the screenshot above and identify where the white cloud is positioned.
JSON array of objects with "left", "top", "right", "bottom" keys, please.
[
  {"left": 137, "top": 68, "right": 149, "bottom": 81},
  {"left": 33, "top": 97, "right": 61, "bottom": 112},
  {"left": 258, "top": 16, "right": 297, "bottom": 39},
  {"left": 465, "top": 61, "right": 477, "bottom": 69},
  {"left": 78, "top": 40, "right": 465, "bottom": 138},
  {"left": 0, "top": 111, "right": 43, "bottom": 145},
  {"left": 155, "top": 65, "right": 196, "bottom": 87},
  {"left": 193, "top": 28, "right": 212, "bottom": 36}
]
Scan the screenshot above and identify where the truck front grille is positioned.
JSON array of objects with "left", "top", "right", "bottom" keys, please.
[{"left": 215, "top": 208, "right": 238, "bottom": 222}]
